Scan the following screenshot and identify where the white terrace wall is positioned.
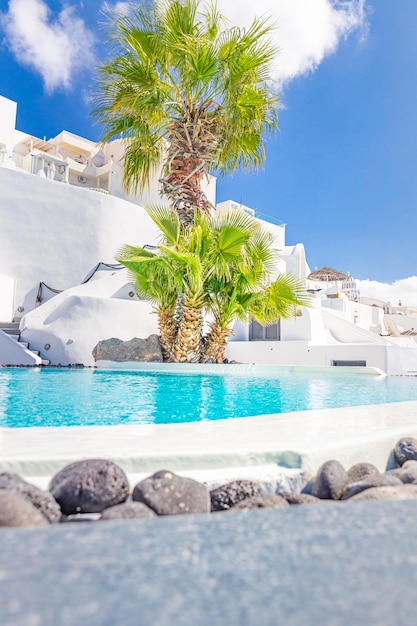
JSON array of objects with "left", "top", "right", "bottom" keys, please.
[
  {"left": 0, "top": 274, "right": 15, "bottom": 322},
  {"left": 0, "top": 96, "right": 17, "bottom": 154},
  {"left": 20, "top": 272, "right": 159, "bottom": 366},
  {"left": 0, "top": 167, "right": 160, "bottom": 318}
]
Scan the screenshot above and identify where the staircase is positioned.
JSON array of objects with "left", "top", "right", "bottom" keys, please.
[{"left": 0, "top": 321, "right": 50, "bottom": 366}]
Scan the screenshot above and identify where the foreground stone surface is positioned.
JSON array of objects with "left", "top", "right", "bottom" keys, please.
[
  {"left": 92, "top": 335, "right": 163, "bottom": 362},
  {"left": 1, "top": 501, "right": 417, "bottom": 625}
]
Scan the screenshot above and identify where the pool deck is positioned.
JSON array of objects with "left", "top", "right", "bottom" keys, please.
[{"left": 1, "top": 399, "right": 417, "bottom": 489}]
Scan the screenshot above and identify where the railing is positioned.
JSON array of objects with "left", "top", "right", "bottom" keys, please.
[
  {"left": 254, "top": 211, "right": 284, "bottom": 227},
  {"left": 90, "top": 187, "right": 110, "bottom": 195}
]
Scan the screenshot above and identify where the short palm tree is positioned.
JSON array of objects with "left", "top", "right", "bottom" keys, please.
[
  {"left": 93, "top": 0, "right": 278, "bottom": 225},
  {"left": 118, "top": 206, "right": 309, "bottom": 363}
]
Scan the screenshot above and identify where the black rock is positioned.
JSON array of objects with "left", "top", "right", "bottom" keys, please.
[
  {"left": 393, "top": 437, "right": 417, "bottom": 467},
  {"left": 0, "top": 472, "right": 61, "bottom": 523},
  {"left": 347, "top": 463, "right": 380, "bottom": 484},
  {"left": 342, "top": 474, "right": 403, "bottom": 499},
  {"left": 49, "top": 459, "right": 129, "bottom": 515},
  {"left": 311, "top": 460, "right": 348, "bottom": 500},
  {"left": 132, "top": 470, "right": 210, "bottom": 516},
  {"left": 92, "top": 335, "right": 163, "bottom": 363},
  {"left": 231, "top": 494, "right": 289, "bottom": 511},
  {"left": 0, "top": 491, "right": 49, "bottom": 528},
  {"left": 100, "top": 501, "right": 157, "bottom": 521},
  {"left": 210, "top": 480, "right": 263, "bottom": 511},
  {"left": 279, "top": 492, "right": 325, "bottom": 505}
]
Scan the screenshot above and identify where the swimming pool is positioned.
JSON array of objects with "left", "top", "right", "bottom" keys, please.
[{"left": 1, "top": 365, "right": 417, "bottom": 428}]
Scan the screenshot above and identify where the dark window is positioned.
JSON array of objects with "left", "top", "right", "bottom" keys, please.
[{"left": 249, "top": 319, "right": 280, "bottom": 341}]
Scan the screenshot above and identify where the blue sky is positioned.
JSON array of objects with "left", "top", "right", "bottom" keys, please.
[{"left": 1, "top": 0, "right": 416, "bottom": 302}]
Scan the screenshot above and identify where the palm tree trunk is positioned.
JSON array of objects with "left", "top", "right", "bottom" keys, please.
[
  {"left": 201, "top": 322, "right": 232, "bottom": 364},
  {"left": 158, "top": 306, "right": 177, "bottom": 362},
  {"left": 173, "top": 299, "right": 204, "bottom": 363},
  {"left": 160, "top": 109, "right": 218, "bottom": 226}
]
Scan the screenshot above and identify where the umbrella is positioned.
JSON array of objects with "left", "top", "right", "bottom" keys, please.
[{"left": 307, "top": 266, "right": 348, "bottom": 282}]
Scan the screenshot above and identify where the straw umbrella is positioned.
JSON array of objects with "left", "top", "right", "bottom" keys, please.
[
  {"left": 307, "top": 266, "right": 348, "bottom": 297},
  {"left": 307, "top": 267, "right": 348, "bottom": 282}
]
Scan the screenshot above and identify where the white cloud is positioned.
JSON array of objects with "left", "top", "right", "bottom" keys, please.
[
  {"left": 217, "top": 0, "right": 368, "bottom": 87},
  {"left": 2, "top": 0, "right": 95, "bottom": 92},
  {"left": 356, "top": 277, "right": 417, "bottom": 310},
  {"left": 100, "top": 1, "right": 130, "bottom": 15}
]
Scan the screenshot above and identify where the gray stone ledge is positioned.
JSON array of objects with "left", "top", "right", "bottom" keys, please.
[{"left": 0, "top": 499, "right": 416, "bottom": 625}]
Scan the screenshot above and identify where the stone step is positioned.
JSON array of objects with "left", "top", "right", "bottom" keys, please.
[{"left": 0, "top": 325, "right": 20, "bottom": 335}]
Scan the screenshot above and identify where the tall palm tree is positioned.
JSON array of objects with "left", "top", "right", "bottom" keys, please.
[
  {"left": 118, "top": 206, "right": 309, "bottom": 363},
  {"left": 93, "top": 0, "right": 278, "bottom": 225}
]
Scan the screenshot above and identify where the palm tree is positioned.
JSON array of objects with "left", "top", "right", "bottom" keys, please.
[
  {"left": 93, "top": 0, "right": 278, "bottom": 225},
  {"left": 118, "top": 206, "right": 309, "bottom": 363},
  {"left": 118, "top": 207, "right": 184, "bottom": 360}
]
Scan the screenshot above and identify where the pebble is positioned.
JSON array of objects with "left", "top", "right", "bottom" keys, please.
[
  {"left": 49, "top": 459, "right": 129, "bottom": 515},
  {"left": 132, "top": 470, "right": 210, "bottom": 516},
  {"left": 210, "top": 480, "right": 263, "bottom": 511},
  {"left": 349, "top": 484, "right": 417, "bottom": 501},
  {"left": 231, "top": 494, "right": 289, "bottom": 511},
  {"left": 393, "top": 437, "right": 417, "bottom": 467},
  {"left": 0, "top": 472, "right": 61, "bottom": 523},
  {"left": 347, "top": 463, "right": 380, "bottom": 484},
  {"left": 397, "top": 460, "right": 417, "bottom": 484},
  {"left": 311, "top": 460, "right": 348, "bottom": 500},
  {"left": 100, "top": 501, "right": 157, "bottom": 521},
  {"left": 0, "top": 491, "right": 49, "bottom": 528},
  {"left": 342, "top": 474, "right": 403, "bottom": 500},
  {"left": 278, "top": 492, "right": 324, "bottom": 505}
]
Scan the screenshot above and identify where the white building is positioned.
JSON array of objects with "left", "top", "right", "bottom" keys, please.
[{"left": 1, "top": 94, "right": 417, "bottom": 375}]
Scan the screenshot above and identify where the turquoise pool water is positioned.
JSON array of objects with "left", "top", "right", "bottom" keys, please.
[{"left": 1, "top": 367, "right": 417, "bottom": 428}]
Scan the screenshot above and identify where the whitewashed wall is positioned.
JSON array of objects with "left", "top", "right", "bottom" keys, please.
[
  {"left": 0, "top": 274, "right": 15, "bottom": 322},
  {"left": 20, "top": 272, "right": 159, "bottom": 366},
  {"left": 226, "top": 340, "right": 417, "bottom": 376},
  {"left": 0, "top": 167, "right": 160, "bottom": 318},
  {"left": 0, "top": 96, "right": 17, "bottom": 152},
  {"left": 0, "top": 330, "right": 41, "bottom": 366}
]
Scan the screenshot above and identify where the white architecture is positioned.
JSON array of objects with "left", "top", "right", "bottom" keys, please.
[{"left": 1, "top": 94, "right": 417, "bottom": 374}]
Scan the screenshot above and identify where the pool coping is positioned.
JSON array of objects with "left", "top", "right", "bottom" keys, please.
[
  {"left": 1, "top": 398, "right": 417, "bottom": 489},
  {"left": 94, "top": 361, "right": 387, "bottom": 376}
]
